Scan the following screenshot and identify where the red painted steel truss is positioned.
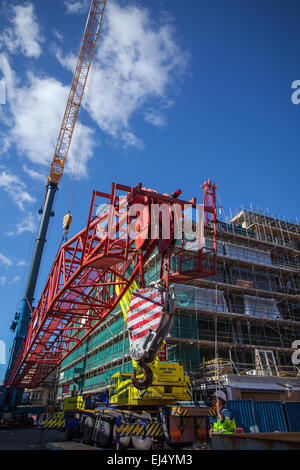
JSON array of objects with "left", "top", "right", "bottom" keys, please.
[{"left": 5, "top": 182, "right": 217, "bottom": 388}]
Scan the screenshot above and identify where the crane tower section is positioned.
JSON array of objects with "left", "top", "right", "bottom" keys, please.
[{"left": 48, "top": 0, "right": 107, "bottom": 185}]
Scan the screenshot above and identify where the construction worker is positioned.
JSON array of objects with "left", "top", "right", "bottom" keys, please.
[{"left": 209, "top": 390, "right": 236, "bottom": 436}]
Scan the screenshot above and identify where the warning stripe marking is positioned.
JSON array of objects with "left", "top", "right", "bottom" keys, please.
[
  {"left": 137, "top": 389, "right": 148, "bottom": 398},
  {"left": 131, "top": 313, "right": 161, "bottom": 336},
  {"left": 128, "top": 288, "right": 165, "bottom": 343},
  {"left": 129, "top": 309, "right": 162, "bottom": 341},
  {"left": 129, "top": 291, "right": 162, "bottom": 310},
  {"left": 117, "top": 423, "right": 163, "bottom": 438},
  {"left": 42, "top": 417, "right": 65, "bottom": 429},
  {"left": 127, "top": 303, "right": 161, "bottom": 325},
  {"left": 131, "top": 322, "right": 160, "bottom": 341}
]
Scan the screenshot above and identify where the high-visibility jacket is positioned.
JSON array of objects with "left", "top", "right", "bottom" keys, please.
[{"left": 210, "top": 407, "right": 236, "bottom": 434}]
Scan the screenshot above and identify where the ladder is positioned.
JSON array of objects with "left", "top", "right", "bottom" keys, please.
[{"left": 255, "top": 349, "right": 278, "bottom": 376}]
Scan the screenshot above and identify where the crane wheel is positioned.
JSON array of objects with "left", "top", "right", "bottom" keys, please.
[
  {"left": 113, "top": 424, "right": 131, "bottom": 449},
  {"left": 95, "top": 420, "right": 112, "bottom": 448},
  {"left": 131, "top": 414, "right": 153, "bottom": 450},
  {"left": 131, "top": 362, "right": 153, "bottom": 390},
  {"left": 132, "top": 434, "right": 153, "bottom": 450},
  {"left": 82, "top": 416, "right": 95, "bottom": 445}
]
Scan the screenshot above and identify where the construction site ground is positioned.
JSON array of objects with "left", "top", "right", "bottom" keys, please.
[
  {"left": 0, "top": 425, "right": 211, "bottom": 451},
  {"left": 0, "top": 426, "right": 65, "bottom": 450}
]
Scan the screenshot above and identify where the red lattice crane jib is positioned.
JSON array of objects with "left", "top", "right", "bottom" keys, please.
[{"left": 5, "top": 182, "right": 217, "bottom": 388}]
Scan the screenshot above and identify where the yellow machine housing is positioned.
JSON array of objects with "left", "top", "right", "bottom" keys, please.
[
  {"left": 109, "top": 362, "right": 192, "bottom": 407},
  {"left": 56, "top": 395, "right": 85, "bottom": 419},
  {"left": 62, "top": 395, "right": 85, "bottom": 412}
]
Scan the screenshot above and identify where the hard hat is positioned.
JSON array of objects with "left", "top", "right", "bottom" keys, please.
[{"left": 212, "top": 390, "right": 227, "bottom": 402}]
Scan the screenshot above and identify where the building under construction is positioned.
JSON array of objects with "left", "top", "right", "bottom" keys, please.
[{"left": 57, "top": 208, "right": 300, "bottom": 402}]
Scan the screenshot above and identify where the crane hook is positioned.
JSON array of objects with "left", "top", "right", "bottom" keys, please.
[
  {"left": 63, "top": 210, "right": 72, "bottom": 240},
  {"left": 131, "top": 361, "right": 153, "bottom": 390}
]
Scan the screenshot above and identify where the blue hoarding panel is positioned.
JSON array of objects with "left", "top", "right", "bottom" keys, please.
[
  {"left": 253, "top": 401, "right": 287, "bottom": 433},
  {"left": 283, "top": 402, "right": 300, "bottom": 432},
  {"left": 227, "top": 400, "right": 256, "bottom": 433}
]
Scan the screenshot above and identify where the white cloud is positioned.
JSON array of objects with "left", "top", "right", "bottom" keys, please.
[
  {"left": 0, "top": 169, "right": 36, "bottom": 211},
  {"left": 9, "top": 73, "right": 69, "bottom": 167},
  {"left": 57, "top": 2, "right": 188, "bottom": 148},
  {"left": 0, "top": 53, "right": 18, "bottom": 98},
  {"left": 0, "top": 77, "right": 5, "bottom": 104},
  {"left": 0, "top": 56, "right": 97, "bottom": 178},
  {"left": 52, "top": 29, "right": 64, "bottom": 42},
  {"left": 144, "top": 111, "right": 166, "bottom": 127},
  {"left": 0, "top": 275, "right": 20, "bottom": 287},
  {"left": 64, "top": 0, "right": 90, "bottom": 15},
  {"left": 0, "top": 1, "right": 187, "bottom": 182},
  {"left": 22, "top": 164, "right": 46, "bottom": 183},
  {"left": 7, "top": 212, "right": 37, "bottom": 236},
  {"left": 10, "top": 275, "right": 20, "bottom": 285},
  {"left": 0, "top": 3, "right": 44, "bottom": 58},
  {"left": 0, "top": 252, "right": 12, "bottom": 266},
  {"left": 53, "top": 47, "right": 76, "bottom": 71},
  {"left": 0, "top": 55, "right": 18, "bottom": 152},
  {"left": 0, "top": 135, "right": 12, "bottom": 154},
  {"left": 17, "top": 260, "right": 26, "bottom": 267},
  {"left": 64, "top": 121, "right": 97, "bottom": 179}
]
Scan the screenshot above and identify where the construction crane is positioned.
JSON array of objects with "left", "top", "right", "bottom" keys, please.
[
  {"left": 4, "top": 181, "right": 217, "bottom": 390},
  {"left": 1, "top": 0, "right": 107, "bottom": 410}
]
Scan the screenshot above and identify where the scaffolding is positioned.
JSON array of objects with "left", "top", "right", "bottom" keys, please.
[{"left": 57, "top": 208, "right": 300, "bottom": 398}]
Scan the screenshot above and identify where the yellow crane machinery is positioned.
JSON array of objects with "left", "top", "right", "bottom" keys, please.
[
  {"left": 41, "top": 396, "right": 86, "bottom": 432},
  {"left": 108, "top": 367, "right": 192, "bottom": 408},
  {"left": 109, "top": 280, "right": 192, "bottom": 407},
  {"left": 41, "top": 282, "right": 214, "bottom": 449},
  {"left": 41, "top": 283, "right": 193, "bottom": 435},
  {"left": 57, "top": 392, "right": 213, "bottom": 450}
]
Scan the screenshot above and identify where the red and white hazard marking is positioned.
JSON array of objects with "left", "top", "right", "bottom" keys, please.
[
  {"left": 127, "top": 288, "right": 165, "bottom": 361},
  {"left": 128, "top": 288, "right": 164, "bottom": 341}
]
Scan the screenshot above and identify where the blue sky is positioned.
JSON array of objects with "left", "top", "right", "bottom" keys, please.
[{"left": 0, "top": 0, "right": 299, "bottom": 382}]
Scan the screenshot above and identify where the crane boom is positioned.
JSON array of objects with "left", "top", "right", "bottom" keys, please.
[
  {"left": 1, "top": 0, "right": 107, "bottom": 410},
  {"left": 4, "top": 182, "right": 217, "bottom": 389},
  {"left": 48, "top": 0, "right": 106, "bottom": 185}
]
